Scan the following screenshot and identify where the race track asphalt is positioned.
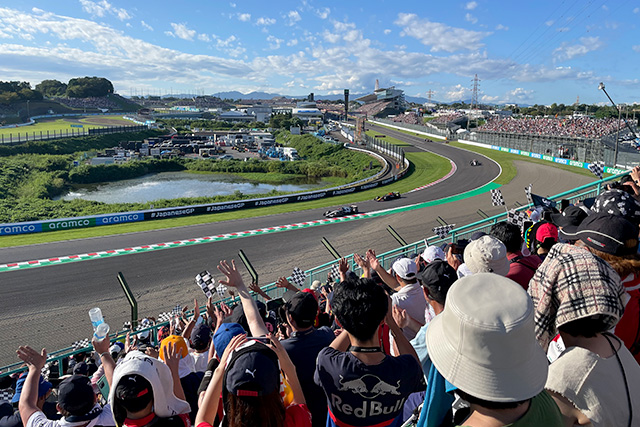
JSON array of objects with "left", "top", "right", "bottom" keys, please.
[{"left": 0, "top": 125, "right": 594, "bottom": 366}]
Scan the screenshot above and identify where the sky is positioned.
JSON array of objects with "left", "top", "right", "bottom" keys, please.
[{"left": 0, "top": 0, "right": 639, "bottom": 105}]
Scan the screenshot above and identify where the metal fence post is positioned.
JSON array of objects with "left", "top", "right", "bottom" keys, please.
[{"left": 117, "top": 272, "right": 138, "bottom": 329}]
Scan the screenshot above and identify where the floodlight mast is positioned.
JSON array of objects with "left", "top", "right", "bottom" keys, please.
[{"left": 598, "top": 82, "right": 639, "bottom": 167}]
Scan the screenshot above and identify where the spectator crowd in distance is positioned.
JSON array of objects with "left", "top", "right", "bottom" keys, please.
[
  {"left": 3, "top": 167, "right": 640, "bottom": 427},
  {"left": 479, "top": 116, "right": 627, "bottom": 139}
]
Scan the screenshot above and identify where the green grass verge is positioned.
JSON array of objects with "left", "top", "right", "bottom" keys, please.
[
  {"left": 0, "top": 151, "right": 451, "bottom": 247},
  {"left": 0, "top": 115, "right": 130, "bottom": 137},
  {"left": 365, "top": 130, "right": 412, "bottom": 146},
  {"left": 448, "top": 142, "right": 606, "bottom": 185},
  {"left": 368, "top": 122, "right": 442, "bottom": 142}
]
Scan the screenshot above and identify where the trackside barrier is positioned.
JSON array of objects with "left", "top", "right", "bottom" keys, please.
[
  {"left": 0, "top": 172, "right": 624, "bottom": 377},
  {"left": 0, "top": 146, "right": 408, "bottom": 236}
]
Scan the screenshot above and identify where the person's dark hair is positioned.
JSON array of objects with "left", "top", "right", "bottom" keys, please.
[
  {"left": 112, "top": 374, "right": 153, "bottom": 426},
  {"left": 332, "top": 278, "right": 388, "bottom": 341},
  {"left": 226, "top": 390, "right": 285, "bottom": 427},
  {"left": 456, "top": 389, "right": 528, "bottom": 410},
  {"left": 557, "top": 316, "right": 613, "bottom": 338},
  {"left": 490, "top": 222, "right": 522, "bottom": 253},
  {"left": 539, "top": 237, "right": 556, "bottom": 251}
]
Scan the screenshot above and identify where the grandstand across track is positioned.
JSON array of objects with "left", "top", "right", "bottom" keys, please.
[{"left": 0, "top": 127, "right": 594, "bottom": 364}]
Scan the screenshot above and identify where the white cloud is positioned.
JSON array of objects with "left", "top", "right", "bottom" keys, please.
[
  {"left": 286, "top": 39, "right": 298, "bottom": 46},
  {"left": 267, "top": 35, "right": 283, "bottom": 50},
  {"left": 256, "top": 17, "right": 276, "bottom": 26},
  {"left": 198, "top": 33, "right": 210, "bottom": 42},
  {"left": 141, "top": 20, "right": 153, "bottom": 31},
  {"left": 495, "top": 24, "right": 508, "bottom": 31},
  {"left": 602, "top": 5, "right": 609, "bottom": 11},
  {"left": 229, "top": 2, "right": 236, "bottom": 7},
  {"left": 32, "top": 7, "right": 44, "bottom": 13},
  {"left": 384, "top": 29, "right": 391, "bottom": 35},
  {"left": 556, "top": 27, "right": 569, "bottom": 32},
  {"left": 79, "top": 0, "right": 131, "bottom": 21},
  {"left": 481, "top": 94, "right": 500, "bottom": 103},
  {"left": 446, "top": 84, "right": 467, "bottom": 101},
  {"left": 286, "top": 10, "right": 301, "bottom": 26},
  {"left": 465, "top": 13, "right": 477, "bottom": 24},
  {"left": 553, "top": 36, "right": 604, "bottom": 62},
  {"left": 633, "top": 45, "right": 640, "bottom": 53},
  {"left": 634, "top": 7, "right": 640, "bottom": 13},
  {"left": 316, "top": 8, "right": 330, "bottom": 19},
  {"left": 395, "top": 13, "right": 490, "bottom": 52},
  {"left": 166, "top": 22, "right": 196, "bottom": 41},
  {"left": 237, "top": 13, "right": 251, "bottom": 22},
  {"left": 545, "top": 20, "right": 554, "bottom": 26},
  {"left": 465, "top": 1, "right": 478, "bottom": 10},
  {"left": 504, "top": 87, "right": 534, "bottom": 101}
]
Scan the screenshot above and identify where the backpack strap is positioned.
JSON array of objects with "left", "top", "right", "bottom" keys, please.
[{"left": 509, "top": 255, "right": 538, "bottom": 272}]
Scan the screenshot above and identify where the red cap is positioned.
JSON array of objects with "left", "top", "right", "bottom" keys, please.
[{"left": 536, "top": 223, "right": 558, "bottom": 242}]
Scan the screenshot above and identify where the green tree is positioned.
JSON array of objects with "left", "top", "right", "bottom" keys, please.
[
  {"left": 35, "top": 80, "right": 68, "bottom": 97},
  {"left": 66, "top": 76, "right": 114, "bottom": 98}
]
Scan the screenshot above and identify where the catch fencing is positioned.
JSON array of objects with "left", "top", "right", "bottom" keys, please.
[{"left": 0, "top": 125, "right": 149, "bottom": 145}]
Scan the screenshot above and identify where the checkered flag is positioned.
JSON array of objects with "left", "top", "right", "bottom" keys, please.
[
  {"left": 525, "top": 184, "right": 533, "bottom": 205},
  {"left": 0, "top": 389, "right": 14, "bottom": 403},
  {"left": 157, "top": 312, "right": 172, "bottom": 323},
  {"left": 122, "top": 321, "right": 132, "bottom": 331},
  {"left": 507, "top": 209, "right": 529, "bottom": 229},
  {"left": 290, "top": 267, "right": 307, "bottom": 287},
  {"left": 41, "top": 363, "right": 51, "bottom": 381},
  {"left": 72, "top": 338, "right": 90, "bottom": 350},
  {"left": 216, "top": 283, "right": 228, "bottom": 297},
  {"left": 195, "top": 270, "right": 217, "bottom": 299},
  {"left": 327, "top": 263, "right": 341, "bottom": 282},
  {"left": 432, "top": 224, "right": 455, "bottom": 239},
  {"left": 588, "top": 162, "right": 604, "bottom": 179},
  {"left": 490, "top": 189, "right": 505, "bottom": 206},
  {"left": 172, "top": 305, "right": 182, "bottom": 316}
]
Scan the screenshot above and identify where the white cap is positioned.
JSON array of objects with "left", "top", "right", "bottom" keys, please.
[
  {"left": 392, "top": 257, "right": 417, "bottom": 280},
  {"left": 421, "top": 245, "right": 445, "bottom": 263}
]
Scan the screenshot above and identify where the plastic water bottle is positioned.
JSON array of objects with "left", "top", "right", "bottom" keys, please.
[
  {"left": 94, "top": 322, "right": 110, "bottom": 341},
  {"left": 89, "top": 307, "right": 104, "bottom": 330}
]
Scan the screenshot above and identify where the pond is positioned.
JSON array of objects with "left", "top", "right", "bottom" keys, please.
[{"left": 57, "top": 172, "right": 329, "bottom": 204}]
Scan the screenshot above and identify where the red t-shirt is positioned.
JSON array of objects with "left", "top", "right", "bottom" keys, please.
[
  {"left": 196, "top": 403, "right": 311, "bottom": 427},
  {"left": 507, "top": 252, "right": 542, "bottom": 290}
]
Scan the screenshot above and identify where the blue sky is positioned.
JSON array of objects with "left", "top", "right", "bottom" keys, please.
[{"left": 0, "top": 0, "right": 638, "bottom": 105}]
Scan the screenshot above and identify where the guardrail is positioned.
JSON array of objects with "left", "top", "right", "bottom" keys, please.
[
  {"left": 0, "top": 171, "right": 624, "bottom": 378},
  {"left": 0, "top": 143, "right": 408, "bottom": 236}
]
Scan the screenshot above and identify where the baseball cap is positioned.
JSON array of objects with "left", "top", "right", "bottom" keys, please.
[
  {"left": 72, "top": 362, "right": 89, "bottom": 376},
  {"left": 159, "top": 335, "right": 188, "bottom": 362},
  {"left": 285, "top": 291, "right": 318, "bottom": 328},
  {"left": 592, "top": 189, "right": 640, "bottom": 224},
  {"left": 535, "top": 223, "right": 558, "bottom": 243},
  {"left": 57, "top": 375, "right": 96, "bottom": 417},
  {"left": 563, "top": 213, "right": 639, "bottom": 256},
  {"left": 392, "top": 257, "right": 417, "bottom": 280},
  {"left": 421, "top": 246, "right": 445, "bottom": 263},
  {"left": 12, "top": 372, "right": 52, "bottom": 404},
  {"left": 224, "top": 341, "right": 280, "bottom": 397},
  {"left": 310, "top": 280, "right": 322, "bottom": 291},
  {"left": 114, "top": 374, "right": 153, "bottom": 413},
  {"left": 418, "top": 260, "right": 457, "bottom": 305},
  {"left": 463, "top": 235, "right": 509, "bottom": 276},
  {"left": 550, "top": 205, "right": 589, "bottom": 236},
  {"left": 213, "top": 323, "right": 246, "bottom": 356},
  {"left": 190, "top": 323, "right": 212, "bottom": 351}
]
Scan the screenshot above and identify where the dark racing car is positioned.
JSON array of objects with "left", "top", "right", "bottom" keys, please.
[
  {"left": 323, "top": 205, "right": 359, "bottom": 218},
  {"left": 374, "top": 192, "right": 401, "bottom": 202}
]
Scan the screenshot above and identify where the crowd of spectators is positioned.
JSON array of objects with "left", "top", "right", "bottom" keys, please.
[
  {"left": 478, "top": 116, "right": 627, "bottom": 139},
  {"left": 4, "top": 168, "right": 640, "bottom": 427},
  {"left": 54, "top": 97, "right": 119, "bottom": 110},
  {"left": 391, "top": 113, "right": 422, "bottom": 125},
  {"left": 356, "top": 101, "right": 391, "bottom": 117},
  {"left": 430, "top": 113, "right": 464, "bottom": 125}
]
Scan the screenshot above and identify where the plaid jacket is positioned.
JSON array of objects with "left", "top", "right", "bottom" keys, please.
[{"left": 528, "top": 243, "right": 624, "bottom": 351}]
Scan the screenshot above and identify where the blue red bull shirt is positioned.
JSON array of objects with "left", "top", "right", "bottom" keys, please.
[{"left": 314, "top": 347, "right": 422, "bottom": 427}]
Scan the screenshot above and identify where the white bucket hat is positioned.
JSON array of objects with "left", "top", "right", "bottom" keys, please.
[
  {"left": 463, "top": 235, "right": 510, "bottom": 276},
  {"left": 426, "top": 273, "right": 548, "bottom": 402}
]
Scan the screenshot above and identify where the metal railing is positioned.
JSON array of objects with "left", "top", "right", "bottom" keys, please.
[{"left": 0, "top": 171, "right": 624, "bottom": 378}]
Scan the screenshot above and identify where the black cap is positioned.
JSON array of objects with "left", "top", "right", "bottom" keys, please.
[
  {"left": 115, "top": 374, "right": 153, "bottom": 413},
  {"left": 592, "top": 189, "right": 640, "bottom": 224},
  {"left": 57, "top": 375, "right": 95, "bottom": 416},
  {"left": 190, "top": 323, "right": 212, "bottom": 351},
  {"left": 563, "top": 213, "right": 639, "bottom": 256},
  {"left": 285, "top": 292, "right": 318, "bottom": 328},
  {"left": 417, "top": 260, "right": 457, "bottom": 305},
  {"left": 72, "top": 362, "right": 88, "bottom": 376},
  {"left": 550, "top": 205, "right": 589, "bottom": 238}
]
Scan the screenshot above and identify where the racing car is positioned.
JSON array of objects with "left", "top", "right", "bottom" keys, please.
[
  {"left": 374, "top": 192, "right": 401, "bottom": 202},
  {"left": 323, "top": 205, "right": 359, "bottom": 218},
  {"left": 470, "top": 159, "right": 482, "bottom": 166}
]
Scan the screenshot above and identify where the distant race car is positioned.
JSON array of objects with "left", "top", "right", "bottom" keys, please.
[
  {"left": 469, "top": 159, "right": 482, "bottom": 166},
  {"left": 323, "top": 205, "right": 359, "bottom": 218},
  {"left": 374, "top": 192, "right": 401, "bottom": 202}
]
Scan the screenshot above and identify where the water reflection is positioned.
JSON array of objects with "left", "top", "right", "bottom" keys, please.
[{"left": 59, "top": 172, "right": 326, "bottom": 204}]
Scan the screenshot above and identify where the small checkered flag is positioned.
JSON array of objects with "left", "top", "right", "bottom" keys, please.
[
  {"left": 41, "top": 363, "right": 51, "bottom": 381},
  {"left": 157, "top": 312, "right": 172, "bottom": 323},
  {"left": 195, "top": 270, "right": 217, "bottom": 299},
  {"left": 588, "top": 162, "right": 604, "bottom": 179},
  {"left": 525, "top": 184, "right": 533, "bottom": 205},
  {"left": 290, "top": 267, "right": 307, "bottom": 287},
  {"left": 507, "top": 209, "right": 529, "bottom": 229},
  {"left": 432, "top": 224, "right": 455, "bottom": 239},
  {"left": 216, "top": 283, "right": 228, "bottom": 297},
  {"left": 327, "top": 263, "right": 340, "bottom": 282},
  {"left": 72, "top": 338, "right": 90, "bottom": 350},
  {"left": 0, "top": 389, "right": 14, "bottom": 403},
  {"left": 172, "top": 305, "right": 182, "bottom": 316},
  {"left": 122, "top": 321, "right": 132, "bottom": 331},
  {"left": 490, "top": 189, "right": 505, "bottom": 206}
]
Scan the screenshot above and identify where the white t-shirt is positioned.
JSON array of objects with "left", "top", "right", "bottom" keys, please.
[
  {"left": 189, "top": 351, "right": 209, "bottom": 373},
  {"left": 391, "top": 282, "right": 427, "bottom": 340},
  {"left": 27, "top": 405, "right": 115, "bottom": 427}
]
